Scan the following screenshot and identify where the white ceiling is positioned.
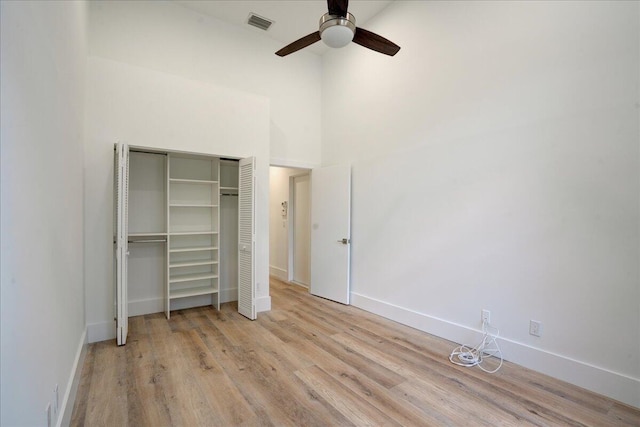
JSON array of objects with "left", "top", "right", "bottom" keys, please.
[{"left": 176, "top": 1, "right": 394, "bottom": 55}]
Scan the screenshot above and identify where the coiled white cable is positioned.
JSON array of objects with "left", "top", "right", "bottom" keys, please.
[{"left": 449, "top": 320, "right": 503, "bottom": 373}]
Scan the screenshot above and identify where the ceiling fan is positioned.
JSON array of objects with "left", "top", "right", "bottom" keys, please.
[{"left": 275, "top": 0, "right": 400, "bottom": 57}]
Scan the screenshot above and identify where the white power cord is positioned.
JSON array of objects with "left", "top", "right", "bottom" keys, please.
[{"left": 449, "top": 320, "right": 503, "bottom": 373}]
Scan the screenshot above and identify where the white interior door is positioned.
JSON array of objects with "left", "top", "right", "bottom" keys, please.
[
  {"left": 115, "top": 142, "right": 129, "bottom": 345},
  {"left": 238, "top": 157, "right": 256, "bottom": 320},
  {"left": 310, "top": 164, "right": 351, "bottom": 304}
]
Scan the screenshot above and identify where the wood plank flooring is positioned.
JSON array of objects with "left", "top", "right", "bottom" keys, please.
[{"left": 71, "top": 278, "right": 640, "bottom": 426}]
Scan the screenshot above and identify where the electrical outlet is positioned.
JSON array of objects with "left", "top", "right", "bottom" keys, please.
[
  {"left": 530, "top": 320, "right": 542, "bottom": 337},
  {"left": 481, "top": 309, "right": 490, "bottom": 324}
]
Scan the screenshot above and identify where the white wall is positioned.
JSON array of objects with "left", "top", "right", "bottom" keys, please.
[
  {"left": 0, "top": 1, "right": 87, "bottom": 425},
  {"left": 322, "top": 1, "right": 640, "bottom": 406},
  {"left": 84, "top": 0, "right": 324, "bottom": 342},
  {"left": 88, "top": 0, "right": 322, "bottom": 168},
  {"left": 85, "top": 57, "right": 271, "bottom": 341},
  {"left": 269, "top": 167, "right": 309, "bottom": 281}
]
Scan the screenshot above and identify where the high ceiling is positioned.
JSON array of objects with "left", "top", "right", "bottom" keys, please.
[{"left": 176, "top": 1, "right": 394, "bottom": 55}]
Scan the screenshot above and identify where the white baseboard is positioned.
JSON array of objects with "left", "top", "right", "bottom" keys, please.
[
  {"left": 58, "top": 327, "right": 88, "bottom": 427},
  {"left": 269, "top": 266, "right": 288, "bottom": 281},
  {"left": 257, "top": 295, "right": 271, "bottom": 313},
  {"left": 350, "top": 292, "right": 640, "bottom": 409},
  {"left": 290, "top": 280, "right": 309, "bottom": 289},
  {"left": 87, "top": 320, "right": 115, "bottom": 343},
  {"left": 129, "top": 297, "right": 163, "bottom": 317},
  {"left": 220, "top": 287, "right": 238, "bottom": 304},
  {"left": 269, "top": 273, "right": 308, "bottom": 289}
]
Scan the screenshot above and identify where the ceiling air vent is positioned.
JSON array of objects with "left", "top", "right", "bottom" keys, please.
[{"left": 247, "top": 13, "right": 273, "bottom": 31}]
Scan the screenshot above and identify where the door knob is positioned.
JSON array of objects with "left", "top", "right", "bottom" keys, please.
[{"left": 337, "top": 238, "right": 350, "bottom": 244}]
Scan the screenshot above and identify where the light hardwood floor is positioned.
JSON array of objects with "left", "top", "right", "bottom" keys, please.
[{"left": 71, "top": 278, "right": 640, "bottom": 426}]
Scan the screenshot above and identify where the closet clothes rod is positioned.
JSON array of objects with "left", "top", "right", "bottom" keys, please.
[
  {"left": 221, "top": 193, "right": 238, "bottom": 197},
  {"left": 128, "top": 239, "right": 167, "bottom": 243}
]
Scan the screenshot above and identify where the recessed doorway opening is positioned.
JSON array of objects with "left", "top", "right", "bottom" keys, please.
[{"left": 269, "top": 166, "right": 310, "bottom": 288}]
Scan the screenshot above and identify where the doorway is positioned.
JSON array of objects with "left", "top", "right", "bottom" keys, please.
[
  {"left": 268, "top": 166, "right": 311, "bottom": 288},
  {"left": 290, "top": 174, "right": 311, "bottom": 286}
]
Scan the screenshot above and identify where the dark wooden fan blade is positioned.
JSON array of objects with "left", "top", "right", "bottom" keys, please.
[
  {"left": 275, "top": 31, "right": 321, "bottom": 57},
  {"left": 353, "top": 27, "right": 400, "bottom": 56},
  {"left": 327, "top": 0, "right": 348, "bottom": 17}
]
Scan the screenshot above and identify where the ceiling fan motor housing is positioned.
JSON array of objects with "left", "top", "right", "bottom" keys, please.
[{"left": 319, "top": 12, "right": 356, "bottom": 48}]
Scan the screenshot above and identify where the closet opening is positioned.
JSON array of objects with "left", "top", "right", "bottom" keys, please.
[{"left": 114, "top": 143, "right": 256, "bottom": 345}]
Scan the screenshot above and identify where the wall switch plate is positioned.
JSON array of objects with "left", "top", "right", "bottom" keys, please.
[
  {"left": 530, "top": 320, "right": 542, "bottom": 337},
  {"left": 481, "top": 309, "right": 491, "bottom": 324}
]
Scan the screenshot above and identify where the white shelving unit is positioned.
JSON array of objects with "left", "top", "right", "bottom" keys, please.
[{"left": 166, "top": 154, "right": 220, "bottom": 318}]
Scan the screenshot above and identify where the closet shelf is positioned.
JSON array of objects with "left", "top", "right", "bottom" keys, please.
[
  {"left": 169, "top": 178, "right": 218, "bottom": 185},
  {"left": 169, "top": 285, "right": 218, "bottom": 299},
  {"left": 169, "top": 272, "right": 218, "bottom": 284},
  {"left": 170, "top": 231, "right": 218, "bottom": 236},
  {"left": 169, "top": 260, "right": 218, "bottom": 268},
  {"left": 169, "top": 246, "right": 218, "bottom": 253},
  {"left": 128, "top": 232, "right": 167, "bottom": 237},
  {"left": 219, "top": 186, "right": 238, "bottom": 191},
  {"left": 169, "top": 203, "right": 218, "bottom": 208}
]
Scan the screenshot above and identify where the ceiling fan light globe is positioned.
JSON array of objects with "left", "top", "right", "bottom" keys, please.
[
  {"left": 321, "top": 25, "right": 354, "bottom": 48},
  {"left": 319, "top": 12, "right": 356, "bottom": 49}
]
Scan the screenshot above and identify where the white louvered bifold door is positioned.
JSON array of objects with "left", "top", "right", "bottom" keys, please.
[
  {"left": 238, "top": 157, "right": 256, "bottom": 320},
  {"left": 115, "top": 142, "right": 130, "bottom": 345}
]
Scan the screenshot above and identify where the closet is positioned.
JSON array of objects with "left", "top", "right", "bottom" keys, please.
[{"left": 114, "top": 143, "right": 255, "bottom": 345}]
